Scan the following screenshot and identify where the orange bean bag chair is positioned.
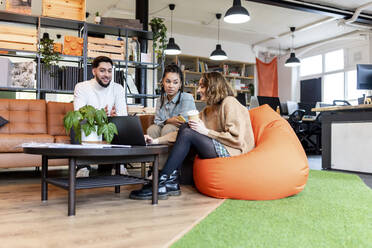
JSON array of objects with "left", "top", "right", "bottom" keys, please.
[{"left": 193, "top": 104, "right": 309, "bottom": 200}]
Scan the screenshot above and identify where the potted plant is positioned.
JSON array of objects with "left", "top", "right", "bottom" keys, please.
[
  {"left": 149, "top": 17, "right": 167, "bottom": 60},
  {"left": 95, "top": 12, "right": 101, "bottom": 24},
  {"left": 63, "top": 105, "right": 118, "bottom": 144},
  {"left": 38, "top": 32, "right": 61, "bottom": 71}
]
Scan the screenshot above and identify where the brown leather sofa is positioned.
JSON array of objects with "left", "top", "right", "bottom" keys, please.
[
  {"left": 0, "top": 99, "right": 72, "bottom": 169},
  {"left": 0, "top": 99, "right": 156, "bottom": 169}
]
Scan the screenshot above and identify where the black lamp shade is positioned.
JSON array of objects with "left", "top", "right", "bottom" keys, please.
[
  {"left": 164, "top": 37, "right": 181, "bottom": 55},
  {"left": 224, "top": 0, "right": 250, "bottom": 24},
  {"left": 285, "top": 52, "right": 301, "bottom": 67},
  {"left": 210, "top": 44, "right": 227, "bottom": 60}
]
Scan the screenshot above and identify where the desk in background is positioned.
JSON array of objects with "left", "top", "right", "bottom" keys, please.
[{"left": 312, "top": 104, "right": 372, "bottom": 173}]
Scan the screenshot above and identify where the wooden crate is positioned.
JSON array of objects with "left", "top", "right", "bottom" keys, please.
[
  {"left": 0, "top": 24, "right": 37, "bottom": 52},
  {"left": 63, "top": 36, "right": 83, "bottom": 56},
  {"left": 42, "top": 0, "right": 86, "bottom": 21},
  {"left": 87, "top": 37, "right": 125, "bottom": 61}
]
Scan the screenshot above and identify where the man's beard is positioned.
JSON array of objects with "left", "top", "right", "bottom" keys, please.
[{"left": 96, "top": 77, "right": 111, "bottom": 88}]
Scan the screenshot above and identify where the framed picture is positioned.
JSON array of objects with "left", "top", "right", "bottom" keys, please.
[{"left": 6, "top": 0, "right": 31, "bottom": 15}]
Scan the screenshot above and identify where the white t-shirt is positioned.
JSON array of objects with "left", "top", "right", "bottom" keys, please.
[{"left": 73, "top": 78, "right": 127, "bottom": 116}]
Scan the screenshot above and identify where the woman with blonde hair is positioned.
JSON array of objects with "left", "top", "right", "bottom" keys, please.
[{"left": 130, "top": 72, "right": 255, "bottom": 200}]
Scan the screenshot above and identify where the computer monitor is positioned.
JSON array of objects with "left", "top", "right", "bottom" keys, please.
[
  {"left": 298, "top": 102, "right": 316, "bottom": 116},
  {"left": 257, "top": 96, "right": 281, "bottom": 113},
  {"left": 357, "top": 64, "right": 372, "bottom": 89}
]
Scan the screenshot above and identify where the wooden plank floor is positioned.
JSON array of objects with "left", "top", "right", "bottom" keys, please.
[{"left": 0, "top": 170, "right": 223, "bottom": 248}]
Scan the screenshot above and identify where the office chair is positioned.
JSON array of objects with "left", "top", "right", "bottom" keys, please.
[
  {"left": 332, "top": 100, "right": 351, "bottom": 106},
  {"left": 302, "top": 113, "right": 322, "bottom": 155},
  {"left": 287, "top": 109, "right": 306, "bottom": 135}
]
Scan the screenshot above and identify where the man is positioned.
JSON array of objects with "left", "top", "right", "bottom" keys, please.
[{"left": 73, "top": 56, "right": 127, "bottom": 177}]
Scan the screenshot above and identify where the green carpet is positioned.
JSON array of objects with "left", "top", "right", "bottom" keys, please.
[{"left": 172, "top": 170, "right": 372, "bottom": 248}]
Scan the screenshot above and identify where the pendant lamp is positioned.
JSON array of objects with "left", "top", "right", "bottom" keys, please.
[
  {"left": 224, "top": 0, "right": 250, "bottom": 24},
  {"left": 285, "top": 27, "right": 301, "bottom": 67},
  {"left": 164, "top": 4, "right": 181, "bottom": 55},
  {"left": 210, "top": 13, "right": 228, "bottom": 61}
]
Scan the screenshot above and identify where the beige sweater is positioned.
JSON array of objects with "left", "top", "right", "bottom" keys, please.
[{"left": 158, "top": 96, "right": 255, "bottom": 156}]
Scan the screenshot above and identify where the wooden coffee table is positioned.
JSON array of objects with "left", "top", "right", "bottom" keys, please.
[{"left": 23, "top": 145, "right": 168, "bottom": 216}]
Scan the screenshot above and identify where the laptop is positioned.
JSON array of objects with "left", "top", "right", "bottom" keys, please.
[{"left": 109, "top": 116, "right": 158, "bottom": 146}]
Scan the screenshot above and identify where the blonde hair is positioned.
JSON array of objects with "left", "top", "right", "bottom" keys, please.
[{"left": 201, "top": 72, "right": 235, "bottom": 105}]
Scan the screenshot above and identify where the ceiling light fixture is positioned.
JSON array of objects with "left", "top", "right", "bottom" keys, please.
[
  {"left": 285, "top": 27, "right": 301, "bottom": 67},
  {"left": 224, "top": 0, "right": 250, "bottom": 24},
  {"left": 210, "top": 13, "right": 228, "bottom": 61},
  {"left": 164, "top": 4, "right": 181, "bottom": 55}
]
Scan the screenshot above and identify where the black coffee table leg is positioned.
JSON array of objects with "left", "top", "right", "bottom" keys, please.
[
  {"left": 152, "top": 155, "right": 159, "bottom": 205},
  {"left": 115, "top": 164, "right": 120, "bottom": 193},
  {"left": 68, "top": 157, "right": 76, "bottom": 216},
  {"left": 41, "top": 155, "right": 48, "bottom": 201}
]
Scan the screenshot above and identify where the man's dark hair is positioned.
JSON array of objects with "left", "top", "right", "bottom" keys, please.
[{"left": 92, "top": 56, "right": 113, "bottom": 68}]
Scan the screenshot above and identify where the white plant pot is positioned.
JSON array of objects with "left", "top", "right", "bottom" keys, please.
[
  {"left": 94, "top": 16, "right": 101, "bottom": 24},
  {"left": 81, "top": 126, "right": 102, "bottom": 144}
]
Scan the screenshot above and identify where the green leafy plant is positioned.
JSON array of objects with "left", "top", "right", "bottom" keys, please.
[
  {"left": 38, "top": 34, "right": 60, "bottom": 71},
  {"left": 150, "top": 17, "right": 167, "bottom": 59},
  {"left": 248, "top": 83, "right": 254, "bottom": 96},
  {"left": 63, "top": 105, "right": 118, "bottom": 143},
  {"left": 95, "top": 11, "right": 100, "bottom": 16}
]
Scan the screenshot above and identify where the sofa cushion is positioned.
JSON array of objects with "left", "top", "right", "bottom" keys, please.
[
  {"left": 0, "top": 116, "right": 8, "bottom": 127},
  {"left": 139, "top": 114, "right": 155, "bottom": 134},
  {"left": 0, "top": 99, "right": 47, "bottom": 134},
  {"left": 47, "top": 101, "right": 73, "bottom": 136},
  {"left": 0, "top": 134, "right": 54, "bottom": 152},
  {"left": 54, "top": 135, "right": 71, "bottom": 144}
]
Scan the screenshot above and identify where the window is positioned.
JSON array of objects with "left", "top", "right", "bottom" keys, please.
[
  {"left": 300, "top": 49, "right": 365, "bottom": 104},
  {"left": 325, "top": 49, "right": 344, "bottom": 72},
  {"left": 300, "top": 55, "right": 322, "bottom": 77},
  {"left": 323, "top": 73, "right": 344, "bottom": 104}
]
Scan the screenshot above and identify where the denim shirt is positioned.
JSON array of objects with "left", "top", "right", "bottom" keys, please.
[{"left": 154, "top": 92, "right": 196, "bottom": 127}]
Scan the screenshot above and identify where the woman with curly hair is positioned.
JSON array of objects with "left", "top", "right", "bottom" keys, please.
[{"left": 130, "top": 72, "right": 255, "bottom": 200}]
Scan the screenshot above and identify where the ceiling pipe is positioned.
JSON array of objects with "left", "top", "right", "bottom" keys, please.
[
  {"left": 338, "top": 2, "right": 372, "bottom": 30},
  {"left": 345, "top": 2, "right": 372, "bottom": 24},
  {"left": 252, "top": 17, "right": 337, "bottom": 47},
  {"left": 296, "top": 30, "right": 365, "bottom": 57}
]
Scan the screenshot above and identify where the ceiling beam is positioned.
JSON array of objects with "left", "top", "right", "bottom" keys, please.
[{"left": 245, "top": 0, "right": 372, "bottom": 25}]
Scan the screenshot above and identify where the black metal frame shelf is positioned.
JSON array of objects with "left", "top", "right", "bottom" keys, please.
[
  {"left": 46, "top": 175, "right": 147, "bottom": 190},
  {"left": 86, "top": 23, "right": 152, "bottom": 39},
  {"left": 39, "top": 89, "right": 74, "bottom": 94},
  {"left": 0, "top": 11, "right": 157, "bottom": 105},
  {"left": 0, "top": 87, "right": 37, "bottom": 92},
  {"left": 127, "top": 94, "right": 159, "bottom": 99}
]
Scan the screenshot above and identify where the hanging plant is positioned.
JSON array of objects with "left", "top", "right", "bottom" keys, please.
[
  {"left": 38, "top": 33, "right": 60, "bottom": 71},
  {"left": 150, "top": 17, "right": 167, "bottom": 60}
]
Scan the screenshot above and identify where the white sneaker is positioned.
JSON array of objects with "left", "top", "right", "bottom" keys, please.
[
  {"left": 76, "top": 167, "right": 90, "bottom": 178},
  {"left": 111, "top": 164, "right": 129, "bottom": 176}
]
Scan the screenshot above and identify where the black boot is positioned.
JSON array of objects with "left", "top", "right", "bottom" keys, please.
[
  {"left": 129, "top": 174, "right": 169, "bottom": 200},
  {"left": 166, "top": 170, "right": 181, "bottom": 196}
]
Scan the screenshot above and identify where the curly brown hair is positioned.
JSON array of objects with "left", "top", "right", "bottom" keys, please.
[{"left": 201, "top": 72, "right": 235, "bottom": 105}]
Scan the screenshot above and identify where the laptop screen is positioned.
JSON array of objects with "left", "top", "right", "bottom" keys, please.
[{"left": 109, "top": 116, "right": 147, "bottom": 146}]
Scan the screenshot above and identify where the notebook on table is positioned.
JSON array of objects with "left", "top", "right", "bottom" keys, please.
[{"left": 108, "top": 116, "right": 159, "bottom": 146}]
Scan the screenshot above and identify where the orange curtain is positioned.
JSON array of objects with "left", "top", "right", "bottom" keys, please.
[{"left": 256, "top": 57, "right": 278, "bottom": 97}]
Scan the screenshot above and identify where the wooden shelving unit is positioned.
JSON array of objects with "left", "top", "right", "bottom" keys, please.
[{"left": 159, "top": 54, "right": 255, "bottom": 106}]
